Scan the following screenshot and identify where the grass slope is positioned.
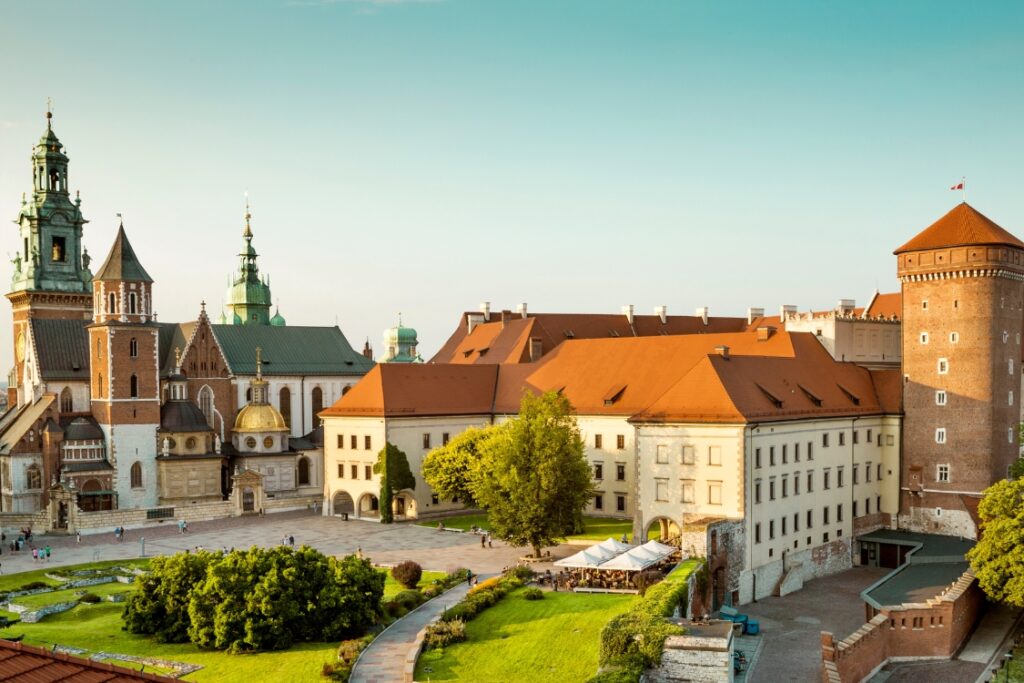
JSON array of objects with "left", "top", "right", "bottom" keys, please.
[
  {"left": 416, "top": 589, "right": 635, "bottom": 682},
  {"left": 419, "top": 514, "right": 639, "bottom": 542}
]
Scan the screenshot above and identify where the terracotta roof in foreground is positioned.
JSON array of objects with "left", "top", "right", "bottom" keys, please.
[
  {"left": 0, "top": 639, "right": 176, "bottom": 682},
  {"left": 894, "top": 203, "right": 1024, "bottom": 254}
]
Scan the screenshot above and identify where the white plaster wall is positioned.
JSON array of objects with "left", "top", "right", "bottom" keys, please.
[
  {"left": 578, "top": 415, "right": 636, "bottom": 518},
  {"left": 234, "top": 375, "right": 363, "bottom": 438},
  {"left": 103, "top": 424, "right": 159, "bottom": 509},
  {"left": 46, "top": 381, "right": 91, "bottom": 412},
  {"left": 322, "top": 416, "right": 386, "bottom": 518}
]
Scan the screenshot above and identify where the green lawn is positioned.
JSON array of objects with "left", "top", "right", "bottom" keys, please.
[
  {"left": 418, "top": 514, "right": 637, "bottom": 542},
  {"left": 383, "top": 570, "right": 447, "bottom": 600},
  {"left": 13, "top": 580, "right": 133, "bottom": 609},
  {"left": 0, "top": 559, "right": 149, "bottom": 593},
  {"left": 415, "top": 588, "right": 636, "bottom": 682}
]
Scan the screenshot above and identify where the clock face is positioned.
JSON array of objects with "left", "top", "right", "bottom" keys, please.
[{"left": 15, "top": 332, "right": 25, "bottom": 362}]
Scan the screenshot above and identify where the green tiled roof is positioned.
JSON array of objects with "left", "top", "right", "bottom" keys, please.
[
  {"left": 210, "top": 325, "right": 374, "bottom": 376},
  {"left": 31, "top": 319, "right": 90, "bottom": 380}
]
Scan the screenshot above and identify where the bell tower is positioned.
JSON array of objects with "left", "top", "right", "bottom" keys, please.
[
  {"left": 89, "top": 219, "right": 160, "bottom": 509},
  {"left": 223, "top": 200, "right": 274, "bottom": 326},
  {"left": 7, "top": 110, "right": 94, "bottom": 405}
]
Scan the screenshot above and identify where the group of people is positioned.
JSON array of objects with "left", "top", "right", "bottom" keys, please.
[
  {"left": 282, "top": 534, "right": 296, "bottom": 547},
  {"left": 177, "top": 519, "right": 189, "bottom": 534},
  {"left": 113, "top": 526, "right": 128, "bottom": 543}
]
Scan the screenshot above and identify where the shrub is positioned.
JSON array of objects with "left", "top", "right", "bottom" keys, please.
[
  {"left": 522, "top": 587, "right": 544, "bottom": 601},
  {"left": 422, "top": 585, "right": 443, "bottom": 599},
  {"left": 79, "top": 592, "right": 102, "bottom": 604},
  {"left": 424, "top": 618, "right": 466, "bottom": 649},
  {"left": 384, "top": 589, "right": 425, "bottom": 619},
  {"left": 469, "top": 577, "right": 502, "bottom": 594},
  {"left": 508, "top": 565, "right": 534, "bottom": 582},
  {"left": 586, "top": 657, "right": 645, "bottom": 683},
  {"left": 18, "top": 581, "right": 50, "bottom": 592},
  {"left": 633, "top": 570, "right": 664, "bottom": 596},
  {"left": 598, "top": 612, "right": 683, "bottom": 668},
  {"left": 391, "top": 561, "right": 423, "bottom": 589}
]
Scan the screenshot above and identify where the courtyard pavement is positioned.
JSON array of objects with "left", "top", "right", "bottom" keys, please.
[
  {"left": 741, "top": 566, "right": 890, "bottom": 683},
  {"left": 0, "top": 509, "right": 577, "bottom": 576}
]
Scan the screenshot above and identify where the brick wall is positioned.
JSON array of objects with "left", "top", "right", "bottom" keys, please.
[{"left": 820, "top": 569, "right": 983, "bottom": 682}]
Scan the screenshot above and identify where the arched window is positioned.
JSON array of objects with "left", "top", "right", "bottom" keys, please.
[
  {"left": 342, "top": 385, "right": 352, "bottom": 396},
  {"left": 279, "top": 387, "right": 291, "bottom": 428},
  {"left": 311, "top": 387, "right": 323, "bottom": 420},
  {"left": 128, "top": 292, "right": 137, "bottom": 314},
  {"left": 60, "top": 386, "right": 73, "bottom": 413},
  {"left": 26, "top": 465, "right": 41, "bottom": 490},
  {"left": 97, "top": 373, "right": 103, "bottom": 398},
  {"left": 129, "top": 374, "right": 138, "bottom": 398},
  {"left": 198, "top": 386, "right": 214, "bottom": 428},
  {"left": 108, "top": 292, "right": 116, "bottom": 314},
  {"left": 130, "top": 461, "right": 142, "bottom": 488},
  {"left": 129, "top": 337, "right": 138, "bottom": 358},
  {"left": 298, "top": 457, "right": 311, "bottom": 486},
  {"left": 97, "top": 338, "right": 103, "bottom": 359},
  {"left": 245, "top": 387, "right": 252, "bottom": 402}
]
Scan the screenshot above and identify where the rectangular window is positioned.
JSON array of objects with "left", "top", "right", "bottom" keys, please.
[
  {"left": 807, "top": 509, "right": 813, "bottom": 528},
  {"left": 769, "top": 480, "right": 776, "bottom": 501},
  {"left": 656, "top": 444, "right": 669, "bottom": 464},
  {"left": 682, "top": 445, "right": 695, "bottom": 465},
  {"left": 350, "top": 435, "right": 357, "bottom": 449},
  {"left": 824, "top": 470, "right": 831, "bottom": 490},
  {"left": 431, "top": 493, "right": 439, "bottom": 504},
  {"left": 594, "top": 494, "right": 603, "bottom": 510},
  {"left": 936, "top": 428, "right": 946, "bottom": 444},
  {"left": 337, "top": 435, "right": 344, "bottom": 449},
  {"left": 938, "top": 358, "right": 949, "bottom": 374},
  {"left": 708, "top": 446, "right": 722, "bottom": 466},
  {"left": 877, "top": 463, "right": 882, "bottom": 480},
  {"left": 755, "top": 523, "right": 762, "bottom": 544},
  {"left": 782, "top": 444, "right": 788, "bottom": 464},
  {"left": 351, "top": 464, "right": 358, "bottom": 479},
  {"left": 423, "top": 433, "right": 431, "bottom": 449},
  {"left": 708, "top": 482, "right": 722, "bottom": 505},
  {"left": 769, "top": 520, "right": 775, "bottom": 540},
  {"left": 755, "top": 480, "right": 762, "bottom": 504},
  {"left": 782, "top": 516, "right": 787, "bottom": 535},
  {"left": 823, "top": 506, "right": 830, "bottom": 525},
  {"left": 337, "top": 464, "right": 344, "bottom": 478},
  {"left": 950, "top": 331, "right": 959, "bottom": 343},
  {"left": 866, "top": 463, "right": 872, "bottom": 483},
  {"left": 594, "top": 463, "right": 604, "bottom": 480},
  {"left": 886, "top": 434, "right": 895, "bottom": 446},
  {"left": 769, "top": 446, "right": 776, "bottom": 466},
  {"left": 616, "top": 495, "right": 626, "bottom": 512},
  {"left": 682, "top": 480, "right": 695, "bottom": 503},
  {"left": 364, "top": 435, "right": 372, "bottom": 450},
  {"left": 920, "top": 332, "right": 929, "bottom": 344},
  {"left": 853, "top": 466, "right": 859, "bottom": 485},
  {"left": 866, "top": 498, "right": 871, "bottom": 515},
  {"left": 853, "top": 430, "right": 859, "bottom": 445},
  {"left": 442, "top": 432, "right": 450, "bottom": 446},
  {"left": 937, "top": 464, "right": 950, "bottom": 483},
  {"left": 822, "top": 433, "right": 829, "bottom": 448},
  {"left": 839, "top": 432, "right": 846, "bottom": 447},
  {"left": 793, "top": 512, "right": 800, "bottom": 532},
  {"left": 795, "top": 443, "right": 800, "bottom": 462},
  {"left": 782, "top": 477, "right": 788, "bottom": 498},
  {"left": 807, "top": 471, "right": 814, "bottom": 492},
  {"left": 877, "top": 495, "right": 881, "bottom": 512},
  {"left": 616, "top": 463, "right": 626, "bottom": 481},
  {"left": 655, "top": 479, "right": 669, "bottom": 502},
  {"left": 837, "top": 504, "right": 843, "bottom": 522},
  {"left": 365, "top": 465, "right": 372, "bottom": 479},
  {"left": 922, "top": 299, "right": 928, "bottom": 310},
  {"left": 808, "top": 442, "right": 814, "bottom": 460},
  {"left": 755, "top": 447, "right": 762, "bottom": 469},
  {"left": 866, "top": 429, "right": 873, "bottom": 443},
  {"left": 616, "top": 435, "right": 625, "bottom": 450},
  {"left": 595, "top": 434, "right": 603, "bottom": 449},
  {"left": 936, "top": 390, "right": 947, "bottom": 405},
  {"left": 794, "top": 475, "right": 800, "bottom": 496},
  {"left": 837, "top": 467, "right": 844, "bottom": 488},
  {"left": 823, "top": 532, "right": 830, "bottom": 543}
]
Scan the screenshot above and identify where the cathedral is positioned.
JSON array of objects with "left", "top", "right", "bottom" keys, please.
[{"left": 0, "top": 112, "right": 373, "bottom": 516}]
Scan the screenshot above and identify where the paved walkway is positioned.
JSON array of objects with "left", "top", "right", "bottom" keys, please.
[{"left": 350, "top": 578, "right": 477, "bottom": 683}]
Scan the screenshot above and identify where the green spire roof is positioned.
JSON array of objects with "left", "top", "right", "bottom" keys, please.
[
  {"left": 224, "top": 202, "right": 272, "bottom": 325},
  {"left": 94, "top": 222, "right": 152, "bottom": 282},
  {"left": 270, "top": 306, "right": 286, "bottom": 327}
]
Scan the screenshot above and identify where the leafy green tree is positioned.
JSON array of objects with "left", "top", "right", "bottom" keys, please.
[
  {"left": 472, "top": 391, "right": 593, "bottom": 558},
  {"left": 421, "top": 427, "right": 494, "bottom": 507},
  {"left": 374, "top": 442, "right": 416, "bottom": 523},
  {"left": 123, "top": 550, "right": 218, "bottom": 642},
  {"left": 967, "top": 477, "right": 1024, "bottom": 607}
]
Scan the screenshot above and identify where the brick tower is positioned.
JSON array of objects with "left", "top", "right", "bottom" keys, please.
[
  {"left": 89, "top": 221, "right": 160, "bottom": 509},
  {"left": 896, "top": 203, "right": 1024, "bottom": 537},
  {"left": 6, "top": 111, "right": 94, "bottom": 406}
]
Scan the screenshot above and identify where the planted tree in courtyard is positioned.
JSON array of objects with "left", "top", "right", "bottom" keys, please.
[
  {"left": 374, "top": 442, "right": 416, "bottom": 523},
  {"left": 421, "top": 427, "right": 494, "bottom": 507},
  {"left": 473, "top": 391, "right": 593, "bottom": 558},
  {"left": 967, "top": 477, "right": 1024, "bottom": 607},
  {"left": 123, "top": 549, "right": 219, "bottom": 642}
]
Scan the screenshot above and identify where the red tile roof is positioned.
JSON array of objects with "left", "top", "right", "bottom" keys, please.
[
  {"left": 864, "top": 292, "right": 901, "bottom": 319},
  {"left": 0, "top": 640, "right": 176, "bottom": 682},
  {"left": 894, "top": 203, "right": 1024, "bottom": 254}
]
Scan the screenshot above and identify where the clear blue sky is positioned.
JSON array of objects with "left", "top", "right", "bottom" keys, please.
[{"left": 1, "top": 1, "right": 1022, "bottom": 365}]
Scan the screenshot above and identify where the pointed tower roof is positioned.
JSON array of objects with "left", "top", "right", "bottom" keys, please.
[
  {"left": 95, "top": 223, "right": 153, "bottom": 282},
  {"left": 895, "top": 203, "right": 1024, "bottom": 254}
]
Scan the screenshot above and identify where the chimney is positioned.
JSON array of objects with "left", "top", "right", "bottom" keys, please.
[
  {"left": 780, "top": 304, "right": 797, "bottom": 320},
  {"left": 501, "top": 309, "right": 511, "bottom": 328},
  {"left": 756, "top": 326, "right": 775, "bottom": 341},
  {"left": 654, "top": 305, "right": 667, "bottom": 324},
  {"left": 622, "top": 304, "right": 634, "bottom": 325},
  {"left": 696, "top": 306, "right": 709, "bottom": 325},
  {"left": 747, "top": 307, "right": 764, "bottom": 325},
  {"left": 837, "top": 299, "right": 856, "bottom": 316},
  {"left": 516, "top": 302, "right": 528, "bottom": 318},
  {"left": 466, "top": 313, "right": 484, "bottom": 334},
  {"left": 714, "top": 345, "right": 730, "bottom": 359},
  {"left": 480, "top": 301, "right": 491, "bottom": 321}
]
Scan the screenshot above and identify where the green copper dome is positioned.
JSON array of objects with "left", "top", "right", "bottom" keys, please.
[
  {"left": 270, "top": 307, "right": 286, "bottom": 327},
  {"left": 223, "top": 203, "right": 273, "bottom": 325}
]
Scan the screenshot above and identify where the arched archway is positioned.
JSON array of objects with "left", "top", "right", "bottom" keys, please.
[
  {"left": 130, "top": 462, "right": 143, "bottom": 488},
  {"left": 357, "top": 493, "right": 379, "bottom": 518},
  {"left": 644, "top": 516, "right": 680, "bottom": 542},
  {"left": 78, "top": 478, "right": 111, "bottom": 512},
  {"left": 297, "top": 457, "right": 311, "bottom": 486},
  {"left": 279, "top": 387, "right": 291, "bottom": 429},
  {"left": 198, "top": 385, "right": 215, "bottom": 428},
  {"left": 59, "top": 387, "right": 73, "bottom": 413},
  {"left": 393, "top": 492, "right": 415, "bottom": 519},
  {"left": 242, "top": 487, "right": 255, "bottom": 512},
  {"left": 311, "top": 387, "right": 323, "bottom": 422},
  {"left": 332, "top": 491, "right": 355, "bottom": 516}
]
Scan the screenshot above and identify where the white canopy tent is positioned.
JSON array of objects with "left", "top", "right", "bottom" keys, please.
[
  {"left": 638, "top": 540, "right": 677, "bottom": 556},
  {"left": 554, "top": 545, "right": 619, "bottom": 568},
  {"left": 597, "top": 549, "right": 660, "bottom": 571},
  {"left": 593, "top": 537, "right": 633, "bottom": 554}
]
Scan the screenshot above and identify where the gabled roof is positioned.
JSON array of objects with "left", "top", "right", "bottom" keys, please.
[
  {"left": 211, "top": 325, "right": 373, "bottom": 376},
  {"left": 864, "top": 291, "right": 901, "bottom": 319},
  {"left": 0, "top": 638, "right": 176, "bottom": 682},
  {"left": 0, "top": 394, "right": 55, "bottom": 455},
  {"left": 94, "top": 225, "right": 153, "bottom": 282},
  {"left": 431, "top": 311, "right": 750, "bottom": 365},
  {"left": 894, "top": 203, "right": 1024, "bottom": 254},
  {"left": 157, "top": 322, "right": 196, "bottom": 377},
  {"left": 31, "top": 318, "right": 90, "bottom": 380}
]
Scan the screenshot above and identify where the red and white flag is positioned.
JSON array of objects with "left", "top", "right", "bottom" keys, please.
[{"left": 951, "top": 180, "right": 964, "bottom": 190}]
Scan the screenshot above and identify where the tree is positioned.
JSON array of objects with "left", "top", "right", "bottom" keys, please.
[
  {"left": 123, "top": 550, "right": 218, "bottom": 642},
  {"left": 421, "top": 427, "right": 494, "bottom": 507},
  {"left": 374, "top": 442, "right": 416, "bottom": 524},
  {"left": 967, "top": 477, "right": 1024, "bottom": 607},
  {"left": 471, "top": 391, "right": 593, "bottom": 558}
]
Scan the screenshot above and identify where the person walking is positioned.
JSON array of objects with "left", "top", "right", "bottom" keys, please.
[
  {"left": 480, "top": 534, "right": 486, "bottom": 549},
  {"left": 75, "top": 529, "right": 81, "bottom": 543},
  {"left": 488, "top": 534, "right": 493, "bottom": 549},
  {"left": 31, "top": 548, "right": 37, "bottom": 563},
  {"left": 45, "top": 546, "right": 50, "bottom": 561}
]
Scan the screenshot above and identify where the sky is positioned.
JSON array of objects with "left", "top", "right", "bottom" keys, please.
[{"left": 1, "top": 1, "right": 1023, "bottom": 367}]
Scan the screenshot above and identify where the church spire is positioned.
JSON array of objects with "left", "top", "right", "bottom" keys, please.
[{"left": 224, "top": 196, "right": 273, "bottom": 325}]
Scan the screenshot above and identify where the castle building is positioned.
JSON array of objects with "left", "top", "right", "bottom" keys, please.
[
  {"left": 0, "top": 113, "right": 369, "bottom": 518},
  {"left": 895, "top": 203, "right": 1024, "bottom": 536}
]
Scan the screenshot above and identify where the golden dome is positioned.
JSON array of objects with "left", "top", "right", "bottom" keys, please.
[{"left": 234, "top": 403, "right": 288, "bottom": 432}]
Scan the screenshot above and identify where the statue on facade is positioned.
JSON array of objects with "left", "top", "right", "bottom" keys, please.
[{"left": 82, "top": 247, "right": 90, "bottom": 270}]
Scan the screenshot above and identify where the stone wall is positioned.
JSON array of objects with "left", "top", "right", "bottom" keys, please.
[
  {"left": 649, "top": 629, "right": 734, "bottom": 683},
  {"left": 821, "top": 570, "right": 983, "bottom": 682},
  {"left": 75, "top": 499, "right": 234, "bottom": 535},
  {"left": 0, "top": 510, "right": 50, "bottom": 531}
]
